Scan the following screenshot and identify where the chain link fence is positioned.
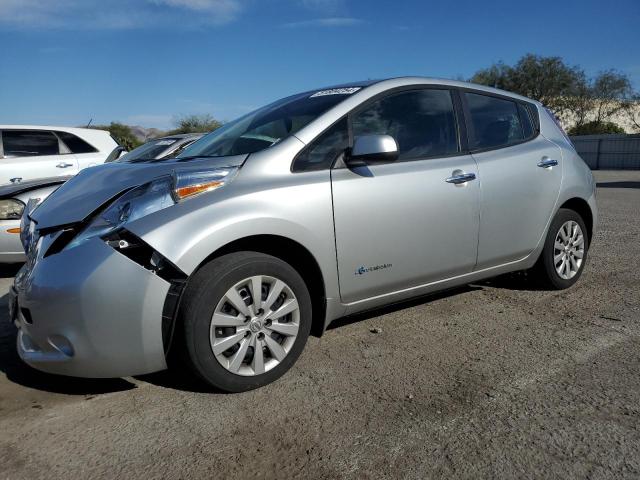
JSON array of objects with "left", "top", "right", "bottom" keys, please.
[{"left": 570, "top": 134, "right": 640, "bottom": 170}]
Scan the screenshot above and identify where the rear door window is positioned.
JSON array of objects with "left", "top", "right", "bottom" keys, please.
[
  {"left": 464, "top": 93, "right": 525, "bottom": 150},
  {"left": 2, "top": 130, "right": 60, "bottom": 157},
  {"left": 351, "top": 89, "right": 459, "bottom": 161},
  {"left": 55, "top": 131, "right": 98, "bottom": 154}
]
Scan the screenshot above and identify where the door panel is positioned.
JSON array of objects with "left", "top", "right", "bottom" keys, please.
[
  {"left": 332, "top": 155, "right": 480, "bottom": 304},
  {"left": 75, "top": 152, "right": 104, "bottom": 170},
  {"left": 1, "top": 154, "right": 78, "bottom": 184},
  {"left": 1, "top": 130, "right": 79, "bottom": 184},
  {"left": 472, "top": 136, "right": 562, "bottom": 269}
]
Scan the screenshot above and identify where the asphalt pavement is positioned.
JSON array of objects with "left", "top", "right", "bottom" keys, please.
[{"left": 1, "top": 170, "right": 639, "bottom": 479}]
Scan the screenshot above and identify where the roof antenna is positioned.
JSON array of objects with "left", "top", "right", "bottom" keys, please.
[{"left": 86, "top": 118, "right": 93, "bottom": 128}]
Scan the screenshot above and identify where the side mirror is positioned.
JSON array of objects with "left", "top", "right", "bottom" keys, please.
[{"left": 347, "top": 135, "right": 399, "bottom": 166}]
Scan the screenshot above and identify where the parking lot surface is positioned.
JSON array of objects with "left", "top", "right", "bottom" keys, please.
[{"left": 0, "top": 170, "right": 639, "bottom": 479}]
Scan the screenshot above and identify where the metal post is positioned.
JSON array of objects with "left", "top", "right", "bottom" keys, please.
[{"left": 595, "top": 138, "right": 601, "bottom": 170}]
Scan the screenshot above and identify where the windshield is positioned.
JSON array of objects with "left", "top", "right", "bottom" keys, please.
[
  {"left": 117, "top": 138, "right": 179, "bottom": 163},
  {"left": 178, "top": 88, "right": 360, "bottom": 159}
]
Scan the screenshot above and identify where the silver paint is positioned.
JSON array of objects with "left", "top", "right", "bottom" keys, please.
[{"left": 13, "top": 77, "right": 597, "bottom": 379}]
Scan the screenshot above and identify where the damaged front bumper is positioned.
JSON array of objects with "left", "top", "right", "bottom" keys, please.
[{"left": 11, "top": 233, "right": 172, "bottom": 378}]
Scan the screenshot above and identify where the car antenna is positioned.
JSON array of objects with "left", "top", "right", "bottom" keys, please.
[{"left": 86, "top": 118, "right": 93, "bottom": 128}]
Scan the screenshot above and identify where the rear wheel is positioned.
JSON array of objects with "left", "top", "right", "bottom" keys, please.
[
  {"left": 531, "top": 208, "right": 589, "bottom": 290},
  {"left": 178, "top": 252, "right": 312, "bottom": 392}
]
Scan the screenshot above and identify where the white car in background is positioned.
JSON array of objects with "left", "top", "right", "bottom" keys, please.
[
  {"left": 0, "top": 176, "right": 69, "bottom": 262},
  {"left": 114, "top": 133, "right": 204, "bottom": 163},
  {"left": 0, "top": 126, "right": 120, "bottom": 185},
  {"left": 0, "top": 135, "right": 201, "bottom": 263}
]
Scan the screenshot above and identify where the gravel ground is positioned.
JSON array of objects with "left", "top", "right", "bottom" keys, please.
[{"left": 0, "top": 170, "right": 639, "bottom": 479}]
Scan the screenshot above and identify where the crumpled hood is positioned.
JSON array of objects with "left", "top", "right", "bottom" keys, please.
[{"left": 30, "top": 155, "right": 247, "bottom": 230}]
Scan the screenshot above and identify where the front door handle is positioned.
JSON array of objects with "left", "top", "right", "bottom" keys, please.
[
  {"left": 56, "top": 162, "right": 74, "bottom": 168},
  {"left": 445, "top": 172, "right": 476, "bottom": 184},
  {"left": 537, "top": 158, "right": 558, "bottom": 168}
]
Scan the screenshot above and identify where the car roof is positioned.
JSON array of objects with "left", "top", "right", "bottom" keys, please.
[
  {"left": 0, "top": 125, "right": 110, "bottom": 134},
  {"left": 350, "top": 77, "right": 539, "bottom": 104},
  {"left": 313, "top": 79, "right": 381, "bottom": 90},
  {"left": 311, "top": 77, "right": 538, "bottom": 104}
]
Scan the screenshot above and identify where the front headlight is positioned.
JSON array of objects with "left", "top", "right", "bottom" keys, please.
[
  {"left": 0, "top": 199, "right": 25, "bottom": 221},
  {"left": 66, "top": 168, "right": 237, "bottom": 250}
]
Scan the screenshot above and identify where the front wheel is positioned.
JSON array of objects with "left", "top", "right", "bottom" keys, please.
[
  {"left": 178, "top": 252, "right": 312, "bottom": 392},
  {"left": 531, "top": 208, "right": 589, "bottom": 290}
]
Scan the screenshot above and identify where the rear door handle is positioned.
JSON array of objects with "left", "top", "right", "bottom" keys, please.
[
  {"left": 56, "top": 162, "right": 74, "bottom": 168},
  {"left": 445, "top": 172, "right": 476, "bottom": 184},
  {"left": 537, "top": 158, "right": 558, "bottom": 168}
]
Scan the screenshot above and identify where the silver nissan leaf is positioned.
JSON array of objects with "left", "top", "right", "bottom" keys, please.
[{"left": 11, "top": 78, "right": 597, "bottom": 392}]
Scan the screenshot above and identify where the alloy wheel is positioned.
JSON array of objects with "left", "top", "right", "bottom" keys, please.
[
  {"left": 210, "top": 275, "right": 300, "bottom": 376},
  {"left": 553, "top": 220, "right": 585, "bottom": 280}
]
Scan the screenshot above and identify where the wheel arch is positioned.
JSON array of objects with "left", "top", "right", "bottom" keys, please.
[
  {"left": 559, "top": 197, "right": 594, "bottom": 244},
  {"left": 187, "top": 234, "right": 328, "bottom": 339}
]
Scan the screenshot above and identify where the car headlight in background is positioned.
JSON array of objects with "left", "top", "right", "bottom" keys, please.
[
  {"left": 0, "top": 199, "right": 25, "bottom": 221},
  {"left": 66, "top": 168, "right": 237, "bottom": 250}
]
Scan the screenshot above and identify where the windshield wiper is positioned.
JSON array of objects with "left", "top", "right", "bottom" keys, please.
[
  {"left": 173, "top": 155, "right": 222, "bottom": 162},
  {"left": 118, "top": 157, "right": 155, "bottom": 163}
]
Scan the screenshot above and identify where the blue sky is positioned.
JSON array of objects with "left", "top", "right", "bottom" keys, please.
[{"left": 1, "top": 0, "right": 639, "bottom": 129}]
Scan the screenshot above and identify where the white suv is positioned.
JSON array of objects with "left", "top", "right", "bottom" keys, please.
[{"left": 0, "top": 126, "right": 120, "bottom": 185}]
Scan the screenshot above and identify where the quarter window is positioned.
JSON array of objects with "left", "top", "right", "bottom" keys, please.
[
  {"left": 351, "top": 89, "right": 459, "bottom": 161},
  {"left": 293, "top": 118, "right": 349, "bottom": 172},
  {"left": 2, "top": 130, "right": 60, "bottom": 157},
  {"left": 464, "top": 93, "right": 526, "bottom": 150},
  {"left": 517, "top": 103, "right": 534, "bottom": 139}
]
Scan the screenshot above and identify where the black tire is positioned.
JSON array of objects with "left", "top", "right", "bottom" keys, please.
[
  {"left": 178, "top": 251, "right": 312, "bottom": 392},
  {"left": 531, "top": 208, "right": 590, "bottom": 290}
]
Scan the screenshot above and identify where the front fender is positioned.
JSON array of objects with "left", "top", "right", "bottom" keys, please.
[{"left": 125, "top": 170, "right": 341, "bottom": 305}]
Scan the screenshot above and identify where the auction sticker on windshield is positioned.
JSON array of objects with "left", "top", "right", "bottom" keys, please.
[{"left": 310, "top": 87, "right": 361, "bottom": 97}]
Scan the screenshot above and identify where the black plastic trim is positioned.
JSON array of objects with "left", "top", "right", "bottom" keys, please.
[
  {"left": 161, "top": 279, "right": 187, "bottom": 354},
  {"left": 103, "top": 229, "right": 188, "bottom": 354},
  {"left": 43, "top": 227, "right": 78, "bottom": 258},
  {"left": 103, "top": 229, "right": 186, "bottom": 283},
  {"left": 451, "top": 89, "right": 469, "bottom": 153},
  {"left": 291, "top": 117, "right": 349, "bottom": 172}
]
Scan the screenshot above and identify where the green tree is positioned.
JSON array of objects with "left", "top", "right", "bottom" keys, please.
[
  {"left": 470, "top": 54, "right": 587, "bottom": 119},
  {"left": 469, "top": 62, "right": 513, "bottom": 90},
  {"left": 567, "top": 121, "right": 625, "bottom": 136},
  {"left": 626, "top": 93, "right": 640, "bottom": 132},
  {"left": 470, "top": 54, "right": 635, "bottom": 132},
  {"left": 92, "top": 122, "right": 142, "bottom": 151},
  {"left": 589, "top": 69, "right": 634, "bottom": 124},
  {"left": 559, "top": 70, "right": 633, "bottom": 131},
  {"left": 165, "top": 114, "right": 222, "bottom": 135}
]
